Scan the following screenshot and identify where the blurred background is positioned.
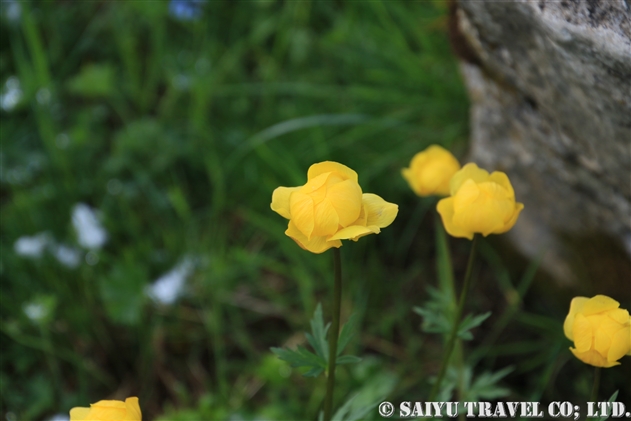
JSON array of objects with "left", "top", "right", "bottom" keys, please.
[{"left": 1, "top": 1, "right": 628, "bottom": 420}]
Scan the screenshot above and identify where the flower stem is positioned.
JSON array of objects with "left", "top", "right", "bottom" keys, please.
[
  {"left": 429, "top": 235, "right": 478, "bottom": 401},
  {"left": 590, "top": 367, "right": 600, "bottom": 403},
  {"left": 323, "top": 248, "right": 343, "bottom": 421}
]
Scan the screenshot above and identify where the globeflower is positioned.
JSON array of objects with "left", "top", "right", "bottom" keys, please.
[
  {"left": 563, "top": 295, "right": 631, "bottom": 368},
  {"left": 70, "top": 397, "right": 141, "bottom": 421},
  {"left": 402, "top": 145, "right": 461, "bottom": 196},
  {"left": 271, "top": 161, "right": 398, "bottom": 254},
  {"left": 436, "top": 163, "right": 523, "bottom": 240}
]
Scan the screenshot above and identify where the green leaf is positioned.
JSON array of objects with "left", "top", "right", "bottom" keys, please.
[
  {"left": 99, "top": 261, "right": 147, "bottom": 326},
  {"left": 468, "top": 366, "right": 513, "bottom": 400},
  {"left": 458, "top": 312, "right": 492, "bottom": 340},
  {"left": 306, "top": 303, "right": 330, "bottom": 361},
  {"left": 271, "top": 303, "right": 362, "bottom": 378},
  {"left": 66, "top": 63, "right": 115, "bottom": 97},
  {"left": 336, "top": 355, "right": 362, "bottom": 365},
  {"left": 270, "top": 345, "right": 325, "bottom": 370},
  {"left": 303, "top": 367, "right": 325, "bottom": 378},
  {"left": 270, "top": 304, "right": 332, "bottom": 377},
  {"left": 337, "top": 313, "right": 358, "bottom": 356},
  {"left": 597, "top": 390, "right": 619, "bottom": 421},
  {"left": 332, "top": 371, "right": 398, "bottom": 421},
  {"left": 413, "top": 286, "right": 454, "bottom": 335}
]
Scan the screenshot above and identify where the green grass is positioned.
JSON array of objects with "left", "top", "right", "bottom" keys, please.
[{"left": 2, "top": 1, "right": 629, "bottom": 420}]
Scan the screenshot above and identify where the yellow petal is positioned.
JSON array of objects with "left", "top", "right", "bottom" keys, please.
[
  {"left": 450, "top": 163, "right": 489, "bottom": 196},
  {"left": 437, "top": 197, "right": 474, "bottom": 240},
  {"left": 488, "top": 171, "right": 515, "bottom": 199},
  {"left": 572, "top": 313, "right": 593, "bottom": 353},
  {"left": 285, "top": 221, "right": 341, "bottom": 254},
  {"left": 125, "top": 397, "right": 142, "bottom": 421},
  {"left": 583, "top": 295, "right": 620, "bottom": 316},
  {"left": 326, "top": 179, "right": 362, "bottom": 227},
  {"left": 328, "top": 225, "right": 379, "bottom": 241},
  {"left": 592, "top": 314, "right": 613, "bottom": 357},
  {"left": 564, "top": 297, "right": 589, "bottom": 340},
  {"left": 349, "top": 203, "right": 367, "bottom": 227},
  {"left": 271, "top": 186, "right": 299, "bottom": 219},
  {"left": 307, "top": 161, "right": 358, "bottom": 182},
  {"left": 570, "top": 348, "right": 619, "bottom": 368},
  {"left": 493, "top": 202, "right": 524, "bottom": 234},
  {"left": 362, "top": 193, "right": 398, "bottom": 228},
  {"left": 608, "top": 308, "right": 630, "bottom": 324},
  {"left": 418, "top": 160, "right": 456, "bottom": 196},
  {"left": 401, "top": 167, "right": 418, "bottom": 194},
  {"left": 453, "top": 179, "right": 481, "bottom": 213},
  {"left": 313, "top": 199, "right": 340, "bottom": 237},
  {"left": 88, "top": 400, "right": 127, "bottom": 420},
  {"left": 608, "top": 326, "right": 631, "bottom": 363},
  {"left": 402, "top": 145, "right": 460, "bottom": 197},
  {"left": 70, "top": 407, "right": 91, "bottom": 421},
  {"left": 289, "top": 191, "right": 315, "bottom": 239},
  {"left": 452, "top": 182, "right": 506, "bottom": 237},
  {"left": 300, "top": 172, "right": 330, "bottom": 204}
]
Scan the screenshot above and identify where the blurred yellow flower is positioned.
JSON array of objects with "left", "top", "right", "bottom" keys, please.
[
  {"left": 436, "top": 163, "right": 523, "bottom": 239},
  {"left": 271, "top": 161, "right": 398, "bottom": 253},
  {"left": 402, "top": 145, "right": 461, "bottom": 196},
  {"left": 563, "top": 295, "right": 631, "bottom": 368},
  {"left": 70, "top": 397, "right": 141, "bottom": 421}
]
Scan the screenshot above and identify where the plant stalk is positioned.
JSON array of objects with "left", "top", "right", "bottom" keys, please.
[
  {"left": 590, "top": 367, "right": 600, "bottom": 403},
  {"left": 323, "top": 248, "right": 343, "bottom": 421},
  {"left": 429, "top": 235, "right": 478, "bottom": 401}
]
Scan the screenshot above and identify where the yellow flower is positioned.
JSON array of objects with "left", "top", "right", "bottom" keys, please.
[
  {"left": 436, "top": 163, "right": 524, "bottom": 239},
  {"left": 70, "top": 397, "right": 141, "bottom": 421},
  {"left": 402, "top": 145, "right": 461, "bottom": 196},
  {"left": 271, "top": 161, "right": 398, "bottom": 254},
  {"left": 563, "top": 295, "right": 631, "bottom": 368}
]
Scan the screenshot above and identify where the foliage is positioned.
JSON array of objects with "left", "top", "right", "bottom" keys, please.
[
  {"left": 271, "top": 303, "right": 360, "bottom": 378},
  {"left": 2, "top": 1, "right": 629, "bottom": 420}
]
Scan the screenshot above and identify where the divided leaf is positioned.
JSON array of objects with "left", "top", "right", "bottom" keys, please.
[
  {"left": 458, "top": 312, "right": 492, "bottom": 340},
  {"left": 271, "top": 303, "right": 361, "bottom": 378}
]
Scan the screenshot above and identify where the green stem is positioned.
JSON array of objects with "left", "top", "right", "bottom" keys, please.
[
  {"left": 590, "top": 367, "right": 600, "bottom": 403},
  {"left": 323, "top": 248, "right": 342, "bottom": 421},
  {"left": 434, "top": 216, "right": 466, "bottom": 418},
  {"left": 429, "top": 235, "right": 478, "bottom": 401},
  {"left": 39, "top": 325, "right": 61, "bottom": 401}
]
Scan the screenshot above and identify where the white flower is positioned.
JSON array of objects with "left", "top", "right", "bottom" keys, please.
[
  {"left": 14, "top": 232, "right": 51, "bottom": 258},
  {"left": 72, "top": 203, "right": 108, "bottom": 249},
  {"left": 52, "top": 244, "right": 82, "bottom": 268},
  {"left": 146, "top": 258, "right": 195, "bottom": 305}
]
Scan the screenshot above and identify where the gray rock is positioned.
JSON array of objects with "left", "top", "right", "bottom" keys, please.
[{"left": 454, "top": 0, "right": 631, "bottom": 285}]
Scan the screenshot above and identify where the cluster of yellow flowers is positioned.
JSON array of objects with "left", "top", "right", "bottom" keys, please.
[
  {"left": 269, "top": 145, "right": 630, "bottom": 370},
  {"left": 402, "top": 145, "right": 524, "bottom": 239},
  {"left": 71, "top": 145, "right": 630, "bottom": 417},
  {"left": 400, "top": 146, "right": 630, "bottom": 368}
]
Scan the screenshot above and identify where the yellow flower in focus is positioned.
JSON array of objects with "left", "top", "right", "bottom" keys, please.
[
  {"left": 402, "top": 145, "right": 461, "bottom": 196},
  {"left": 563, "top": 295, "right": 631, "bottom": 368},
  {"left": 436, "top": 163, "right": 524, "bottom": 240},
  {"left": 70, "top": 397, "right": 141, "bottom": 421},
  {"left": 271, "top": 161, "right": 398, "bottom": 254}
]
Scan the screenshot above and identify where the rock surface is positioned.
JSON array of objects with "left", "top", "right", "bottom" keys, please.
[{"left": 454, "top": 0, "right": 631, "bottom": 285}]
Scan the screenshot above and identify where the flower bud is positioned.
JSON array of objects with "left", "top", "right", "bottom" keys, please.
[{"left": 402, "top": 145, "right": 460, "bottom": 196}]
